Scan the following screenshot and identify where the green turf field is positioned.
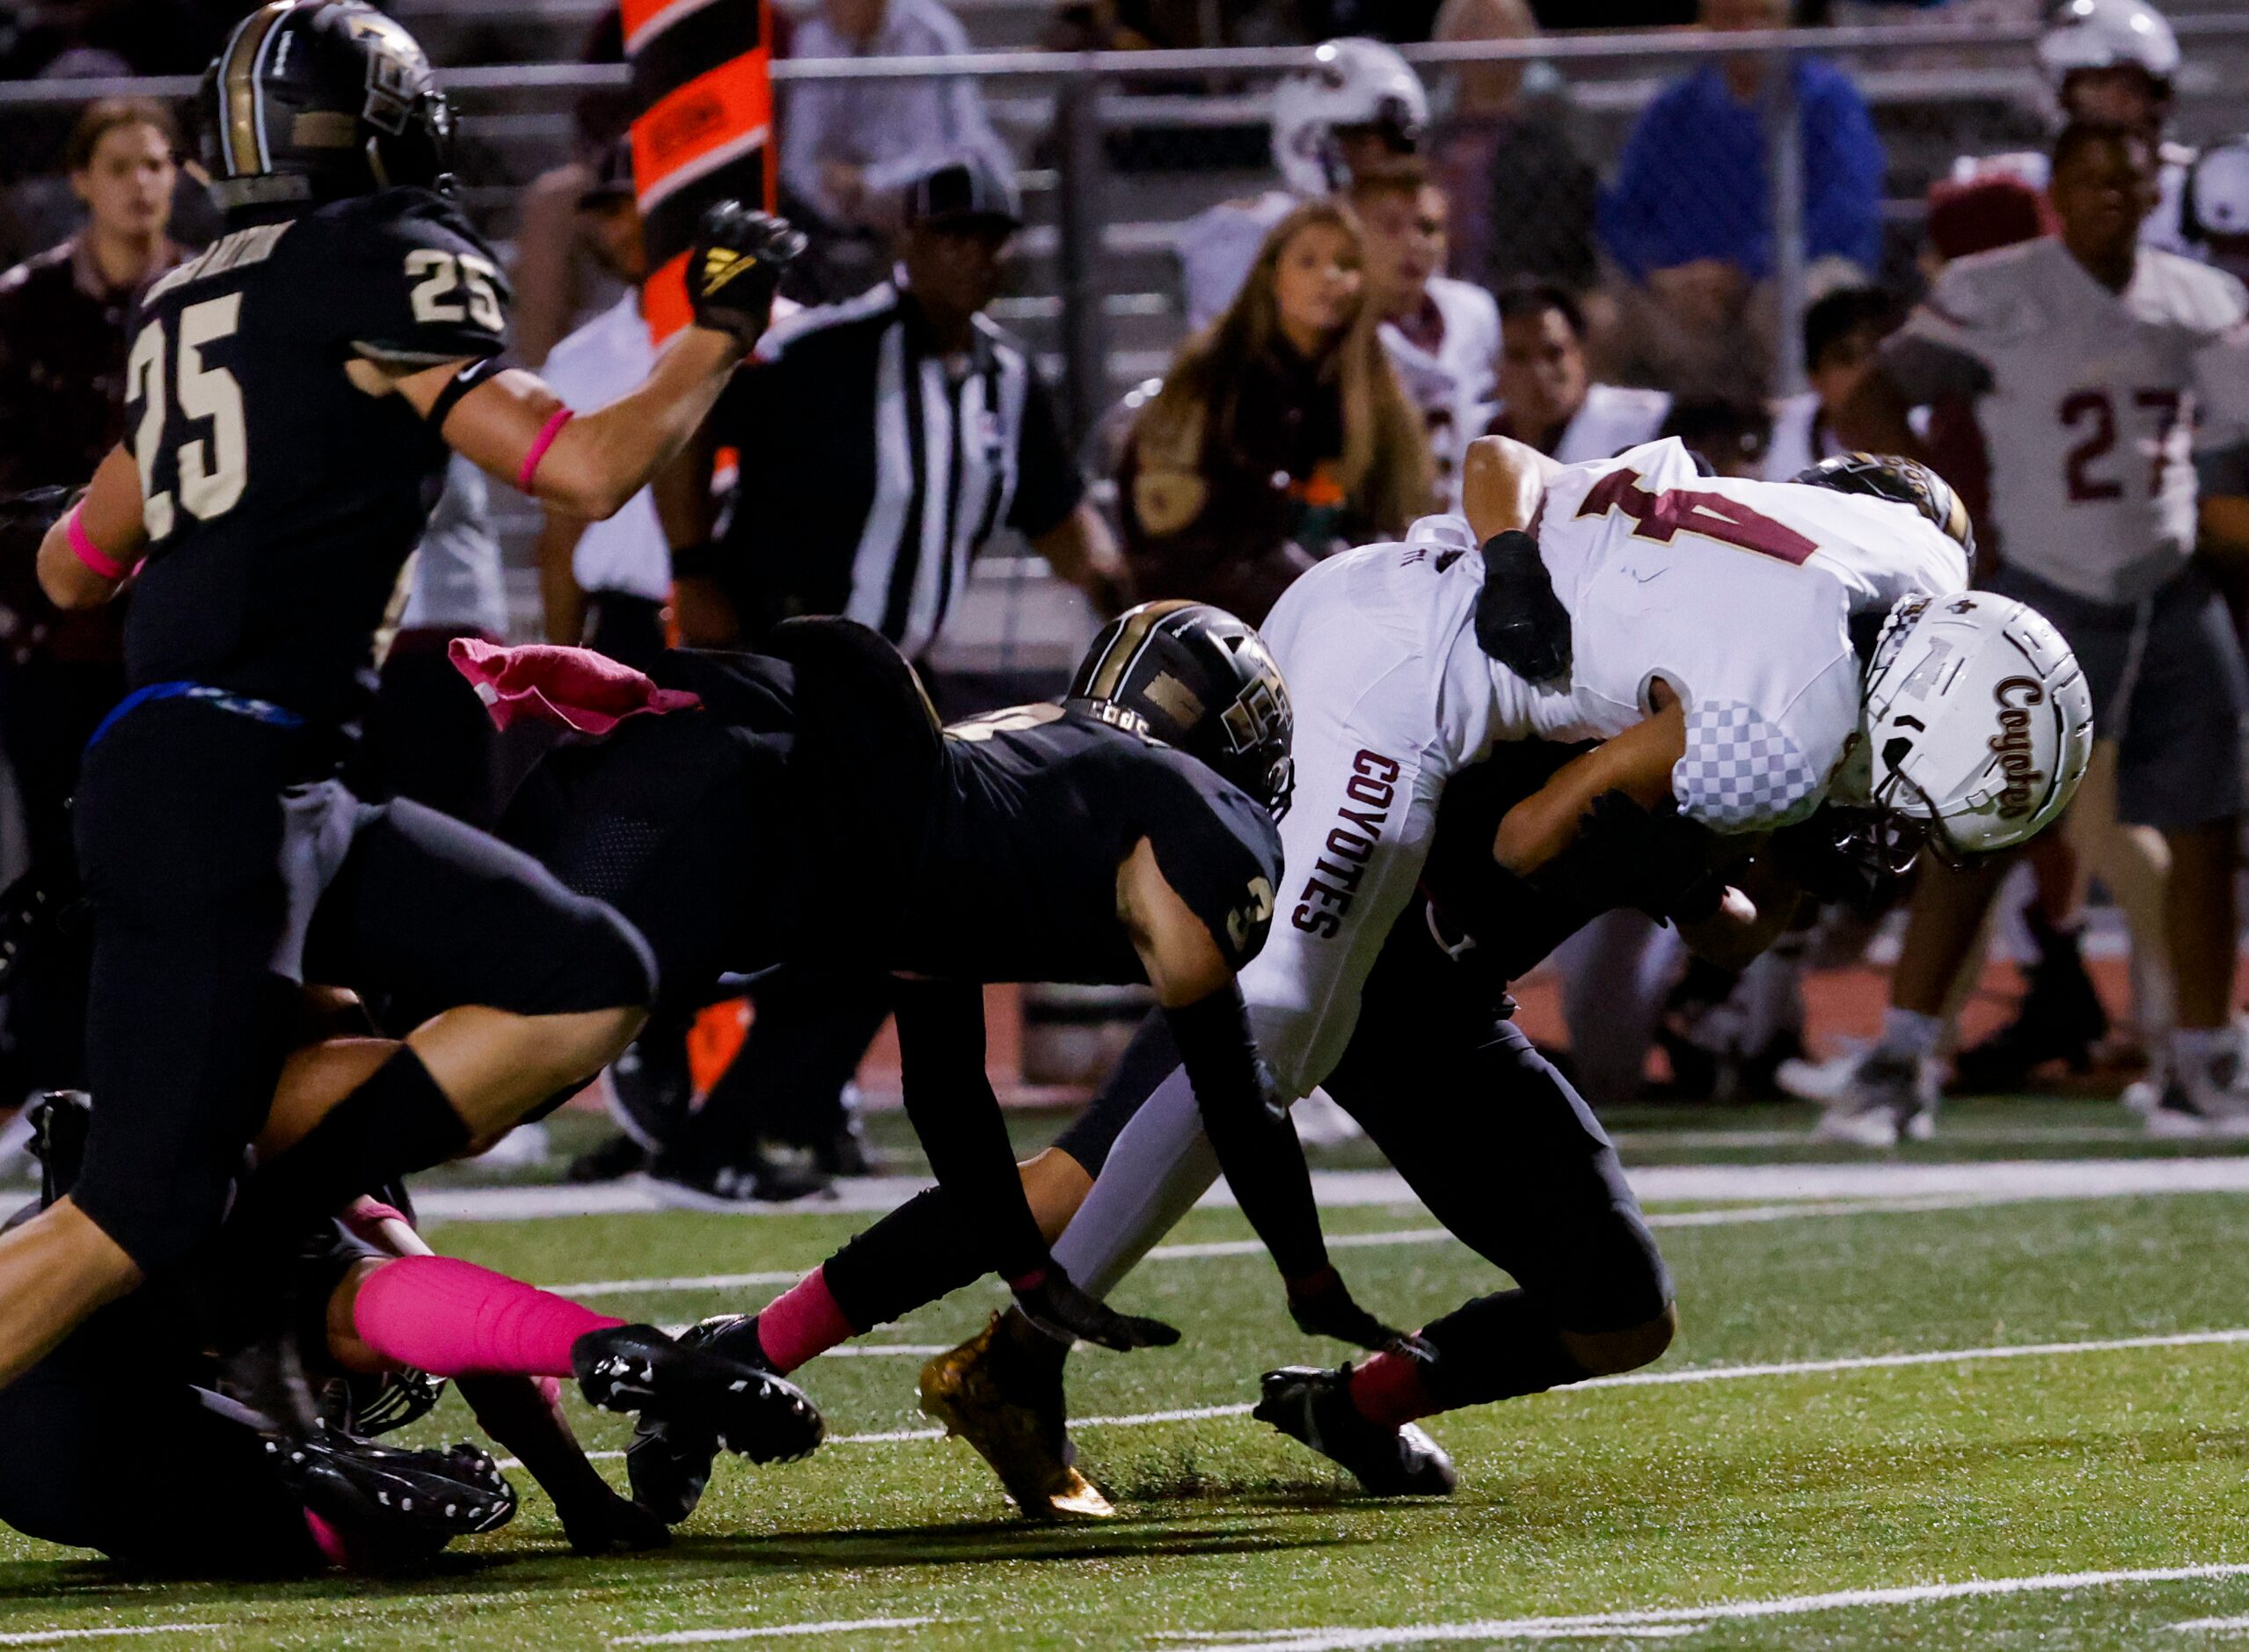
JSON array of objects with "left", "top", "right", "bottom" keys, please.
[{"left": 13, "top": 1107, "right": 2249, "bottom": 1648}]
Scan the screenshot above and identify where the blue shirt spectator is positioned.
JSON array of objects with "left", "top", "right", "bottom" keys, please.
[{"left": 1597, "top": 50, "right": 1886, "bottom": 283}]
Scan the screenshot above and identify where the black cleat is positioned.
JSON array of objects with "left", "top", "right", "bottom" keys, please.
[
  {"left": 646, "top": 1151, "right": 832, "bottom": 1210},
  {"left": 265, "top": 1430, "right": 517, "bottom": 1568},
  {"left": 1952, "top": 907, "right": 2107, "bottom": 1090},
  {"left": 624, "top": 1313, "right": 767, "bottom": 1523},
  {"left": 566, "top": 1131, "right": 646, "bottom": 1184},
  {"left": 1253, "top": 1363, "right": 1457, "bottom": 1498},
  {"left": 576, "top": 1322, "right": 821, "bottom": 1476}
]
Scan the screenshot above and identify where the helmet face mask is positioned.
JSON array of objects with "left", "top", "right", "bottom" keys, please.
[
  {"left": 1067, "top": 602, "right": 1296, "bottom": 819},
  {"left": 1853, "top": 593, "right": 2094, "bottom": 864}
]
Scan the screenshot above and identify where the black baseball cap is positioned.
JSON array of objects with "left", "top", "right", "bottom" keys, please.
[{"left": 902, "top": 152, "right": 1021, "bottom": 233}]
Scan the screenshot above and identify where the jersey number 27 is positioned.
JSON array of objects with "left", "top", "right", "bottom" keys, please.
[{"left": 125, "top": 294, "right": 246, "bottom": 541}]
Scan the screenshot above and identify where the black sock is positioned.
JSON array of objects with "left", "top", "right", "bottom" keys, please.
[
  {"left": 1415, "top": 1289, "right": 1592, "bottom": 1410},
  {"left": 821, "top": 1185, "right": 991, "bottom": 1330},
  {"left": 201, "top": 1049, "right": 469, "bottom": 1339}
]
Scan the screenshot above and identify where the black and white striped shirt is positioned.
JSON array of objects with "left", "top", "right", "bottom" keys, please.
[{"left": 711, "top": 282, "right": 1084, "bottom": 659}]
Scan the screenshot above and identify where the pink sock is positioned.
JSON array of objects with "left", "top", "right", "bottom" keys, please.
[
  {"left": 755, "top": 1267, "right": 858, "bottom": 1374},
  {"left": 1348, "top": 1344, "right": 1438, "bottom": 1429},
  {"left": 303, "top": 1509, "right": 354, "bottom": 1570},
  {"left": 350, "top": 1254, "right": 624, "bottom": 1378}
]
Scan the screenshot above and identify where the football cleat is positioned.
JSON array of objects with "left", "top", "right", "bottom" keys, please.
[
  {"left": 2145, "top": 1047, "right": 2249, "bottom": 1139},
  {"left": 574, "top": 1323, "right": 823, "bottom": 1467},
  {"left": 1810, "top": 1049, "right": 1937, "bottom": 1147},
  {"left": 918, "top": 1315, "right": 1113, "bottom": 1520},
  {"left": 264, "top": 1430, "right": 516, "bottom": 1568},
  {"left": 1951, "top": 908, "right": 2107, "bottom": 1089},
  {"left": 1253, "top": 1363, "right": 1457, "bottom": 1498},
  {"left": 624, "top": 1313, "right": 766, "bottom": 1524}
]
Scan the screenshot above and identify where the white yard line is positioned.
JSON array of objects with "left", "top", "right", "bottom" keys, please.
[
  {"left": 610, "top": 1617, "right": 941, "bottom": 1646},
  {"left": 502, "top": 1321, "right": 2249, "bottom": 1466},
  {"left": 541, "top": 1195, "right": 2011, "bottom": 1300},
  {"left": 428, "top": 1157, "right": 2249, "bottom": 1227},
  {"left": 1610, "top": 1126, "right": 2154, "bottom": 1150},
  {"left": 0, "top": 1632, "right": 223, "bottom": 1648},
  {"left": 1175, "top": 1561, "right": 2249, "bottom": 1650},
  {"left": 2174, "top": 1614, "right": 2249, "bottom": 1631}
]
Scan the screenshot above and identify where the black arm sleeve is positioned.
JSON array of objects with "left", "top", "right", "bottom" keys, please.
[
  {"left": 889, "top": 978, "right": 1051, "bottom": 1285},
  {"left": 1165, "top": 982, "right": 1328, "bottom": 1282}
]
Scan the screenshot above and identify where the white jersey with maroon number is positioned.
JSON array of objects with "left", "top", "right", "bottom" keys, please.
[
  {"left": 1883, "top": 237, "right": 2248, "bottom": 603},
  {"left": 1381, "top": 275, "right": 1501, "bottom": 508},
  {"left": 1537, "top": 438, "right": 1970, "bottom": 831}
]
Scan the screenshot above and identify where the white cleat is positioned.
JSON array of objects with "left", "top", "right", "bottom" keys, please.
[
  {"left": 1810, "top": 1049, "right": 1937, "bottom": 1148},
  {"left": 2143, "top": 1046, "right": 2249, "bottom": 1138},
  {"left": 1776, "top": 1042, "right": 1869, "bottom": 1106}
]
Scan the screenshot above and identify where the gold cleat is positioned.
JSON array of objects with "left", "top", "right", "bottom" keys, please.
[{"left": 918, "top": 1314, "right": 1115, "bottom": 1520}]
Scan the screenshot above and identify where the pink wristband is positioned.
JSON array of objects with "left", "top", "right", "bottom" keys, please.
[
  {"left": 1007, "top": 1267, "right": 1049, "bottom": 1293},
  {"left": 66, "top": 505, "right": 131, "bottom": 582},
  {"left": 516, "top": 407, "right": 575, "bottom": 493}
]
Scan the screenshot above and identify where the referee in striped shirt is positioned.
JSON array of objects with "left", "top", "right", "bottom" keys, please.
[{"left": 672, "top": 151, "right": 1127, "bottom": 661}]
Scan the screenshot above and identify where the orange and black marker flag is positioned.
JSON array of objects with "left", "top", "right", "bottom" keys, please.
[{"left": 622, "top": 0, "right": 776, "bottom": 343}]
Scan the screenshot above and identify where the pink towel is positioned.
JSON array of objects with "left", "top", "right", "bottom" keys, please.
[{"left": 448, "top": 638, "right": 701, "bottom": 735}]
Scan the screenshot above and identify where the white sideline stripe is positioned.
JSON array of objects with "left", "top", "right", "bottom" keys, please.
[
  {"left": 544, "top": 1196, "right": 1995, "bottom": 1299},
  {"left": 0, "top": 1632, "right": 220, "bottom": 1647},
  {"left": 610, "top": 1617, "right": 940, "bottom": 1646},
  {"left": 1610, "top": 1125, "right": 2156, "bottom": 1149},
  {"left": 424, "top": 1158, "right": 2249, "bottom": 1225},
  {"left": 2175, "top": 1614, "right": 2249, "bottom": 1631},
  {"left": 1179, "top": 1562, "right": 2249, "bottom": 1650}
]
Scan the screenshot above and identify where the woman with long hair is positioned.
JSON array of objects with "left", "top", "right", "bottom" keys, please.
[{"left": 1121, "top": 199, "right": 1435, "bottom": 624}]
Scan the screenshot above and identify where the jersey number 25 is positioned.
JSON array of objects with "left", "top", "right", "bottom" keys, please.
[{"left": 125, "top": 294, "right": 247, "bottom": 542}]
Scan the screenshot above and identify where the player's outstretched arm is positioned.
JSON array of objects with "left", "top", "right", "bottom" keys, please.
[
  {"left": 36, "top": 445, "right": 147, "bottom": 610},
  {"left": 1122, "top": 842, "right": 1391, "bottom": 1343},
  {"left": 405, "top": 204, "right": 803, "bottom": 523},
  {"left": 1493, "top": 694, "right": 1688, "bottom": 877}
]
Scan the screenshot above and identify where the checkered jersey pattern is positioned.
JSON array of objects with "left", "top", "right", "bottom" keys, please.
[{"left": 1672, "top": 700, "right": 1822, "bottom": 830}]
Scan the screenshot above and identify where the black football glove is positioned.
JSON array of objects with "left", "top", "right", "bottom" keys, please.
[
  {"left": 1012, "top": 1267, "right": 1180, "bottom": 1352},
  {"left": 1285, "top": 1266, "right": 1403, "bottom": 1350},
  {"left": 685, "top": 201, "right": 807, "bottom": 347}
]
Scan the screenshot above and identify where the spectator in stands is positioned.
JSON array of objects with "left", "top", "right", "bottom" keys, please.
[
  {"left": 533, "top": 145, "right": 673, "bottom": 671},
  {"left": 1764, "top": 284, "right": 1899, "bottom": 479},
  {"left": 1488, "top": 281, "right": 1670, "bottom": 462},
  {"left": 779, "top": 0, "right": 1014, "bottom": 246},
  {"left": 510, "top": 11, "right": 632, "bottom": 368},
  {"left": 1122, "top": 199, "right": 1433, "bottom": 624},
  {"left": 1428, "top": 0, "right": 1599, "bottom": 296},
  {"left": 1659, "top": 394, "right": 1772, "bottom": 478},
  {"left": 1597, "top": 0, "right": 1884, "bottom": 397},
  {"left": 1181, "top": 38, "right": 1427, "bottom": 331},
  {"left": 0, "top": 96, "right": 184, "bottom": 1097},
  {"left": 1349, "top": 159, "right": 1498, "bottom": 507}
]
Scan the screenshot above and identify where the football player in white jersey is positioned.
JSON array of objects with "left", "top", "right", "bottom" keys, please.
[
  {"left": 1830, "top": 120, "right": 2249, "bottom": 1140},
  {"left": 1491, "top": 282, "right": 1671, "bottom": 464},
  {"left": 1180, "top": 39, "right": 1427, "bottom": 333},
  {"left": 906, "top": 432, "right": 2087, "bottom": 1507},
  {"left": 1351, "top": 160, "right": 1500, "bottom": 508}
]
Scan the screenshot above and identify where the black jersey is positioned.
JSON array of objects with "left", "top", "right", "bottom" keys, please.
[
  {"left": 884, "top": 705, "right": 1283, "bottom": 987},
  {"left": 121, "top": 187, "right": 508, "bottom": 727}
]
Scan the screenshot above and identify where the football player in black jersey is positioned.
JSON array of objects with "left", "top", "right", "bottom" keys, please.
[
  {"left": 462, "top": 603, "right": 1399, "bottom": 1516},
  {"left": 7, "top": 0, "right": 811, "bottom": 1462}
]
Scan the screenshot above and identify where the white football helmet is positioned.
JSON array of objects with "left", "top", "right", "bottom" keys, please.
[
  {"left": 1857, "top": 593, "right": 2092, "bottom": 860},
  {"left": 1271, "top": 38, "right": 1428, "bottom": 197},
  {"left": 2039, "top": 0, "right": 2180, "bottom": 84}
]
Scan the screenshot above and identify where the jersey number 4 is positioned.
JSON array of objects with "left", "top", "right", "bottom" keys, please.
[
  {"left": 1576, "top": 469, "right": 1818, "bottom": 564},
  {"left": 125, "top": 295, "right": 246, "bottom": 541}
]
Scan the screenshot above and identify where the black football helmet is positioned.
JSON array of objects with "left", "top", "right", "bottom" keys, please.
[
  {"left": 1794, "top": 451, "right": 1977, "bottom": 570},
  {"left": 198, "top": 0, "right": 453, "bottom": 215},
  {"left": 1067, "top": 601, "right": 1295, "bottom": 818}
]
